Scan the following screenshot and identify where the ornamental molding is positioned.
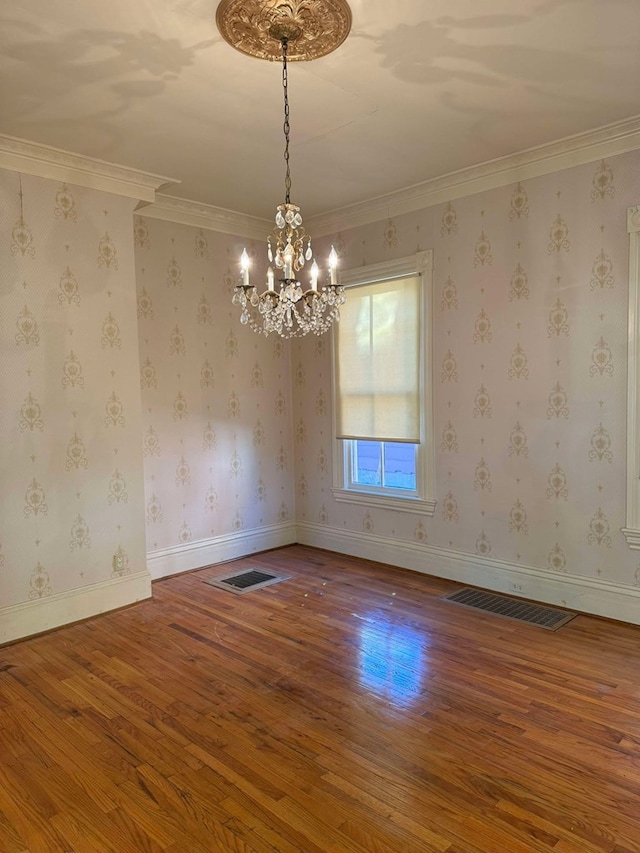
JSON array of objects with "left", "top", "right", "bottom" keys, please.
[
  {"left": 308, "top": 115, "right": 640, "bottom": 237},
  {"left": 0, "top": 134, "right": 177, "bottom": 203},
  {"left": 144, "top": 193, "right": 271, "bottom": 240},
  {"left": 3, "top": 116, "right": 640, "bottom": 237},
  {"left": 216, "top": 0, "right": 352, "bottom": 62}
]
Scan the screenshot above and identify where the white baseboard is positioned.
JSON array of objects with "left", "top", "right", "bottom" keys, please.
[
  {"left": 6, "top": 522, "right": 636, "bottom": 644},
  {"left": 296, "top": 522, "right": 640, "bottom": 626},
  {"left": 146, "top": 522, "right": 297, "bottom": 581},
  {"left": 0, "top": 571, "right": 152, "bottom": 646}
]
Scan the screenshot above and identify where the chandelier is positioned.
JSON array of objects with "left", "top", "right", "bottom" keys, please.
[{"left": 216, "top": 0, "right": 352, "bottom": 338}]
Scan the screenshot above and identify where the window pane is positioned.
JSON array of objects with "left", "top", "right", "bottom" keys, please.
[
  {"left": 353, "top": 440, "right": 381, "bottom": 486},
  {"left": 383, "top": 442, "right": 416, "bottom": 491}
]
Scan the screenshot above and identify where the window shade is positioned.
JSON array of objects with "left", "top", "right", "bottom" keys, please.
[{"left": 335, "top": 274, "right": 421, "bottom": 442}]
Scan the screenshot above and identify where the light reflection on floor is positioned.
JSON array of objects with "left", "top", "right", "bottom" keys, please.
[{"left": 356, "top": 612, "right": 427, "bottom": 707}]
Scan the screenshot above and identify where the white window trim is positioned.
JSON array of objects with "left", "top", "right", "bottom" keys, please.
[
  {"left": 623, "top": 204, "right": 640, "bottom": 548},
  {"left": 331, "top": 250, "right": 436, "bottom": 517}
]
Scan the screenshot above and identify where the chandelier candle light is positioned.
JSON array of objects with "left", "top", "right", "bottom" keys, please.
[{"left": 217, "top": 0, "right": 351, "bottom": 338}]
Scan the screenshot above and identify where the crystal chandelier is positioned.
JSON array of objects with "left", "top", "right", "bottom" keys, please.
[{"left": 218, "top": 2, "right": 351, "bottom": 338}]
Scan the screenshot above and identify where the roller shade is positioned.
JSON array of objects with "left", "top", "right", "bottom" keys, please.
[{"left": 335, "top": 274, "right": 420, "bottom": 442}]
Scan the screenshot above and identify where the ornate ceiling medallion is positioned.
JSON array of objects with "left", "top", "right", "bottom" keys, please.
[{"left": 216, "top": 0, "right": 352, "bottom": 62}]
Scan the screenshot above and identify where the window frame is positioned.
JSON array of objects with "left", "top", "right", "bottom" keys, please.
[
  {"left": 331, "top": 250, "right": 436, "bottom": 516},
  {"left": 623, "top": 204, "right": 640, "bottom": 548}
]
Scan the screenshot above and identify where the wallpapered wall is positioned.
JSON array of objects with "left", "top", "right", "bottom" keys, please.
[
  {"left": 2, "top": 147, "right": 639, "bottom": 636},
  {"left": 0, "top": 170, "right": 293, "bottom": 634},
  {"left": 0, "top": 169, "right": 147, "bottom": 612},
  {"left": 294, "top": 150, "right": 640, "bottom": 590},
  {"left": 133, "top": 217, "right": 294, "bottom": 559}
]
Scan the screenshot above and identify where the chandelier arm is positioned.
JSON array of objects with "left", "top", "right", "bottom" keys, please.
[{"left": 281, "top": 38, "right": 291, "bottom": 205}]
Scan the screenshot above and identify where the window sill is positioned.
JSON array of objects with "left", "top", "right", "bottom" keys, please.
[{"left": 331, "top": 488, "right": 436, "bottom": 516}]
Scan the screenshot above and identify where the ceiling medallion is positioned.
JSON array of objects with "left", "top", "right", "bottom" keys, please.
[{"left": 215, "top": 0, "right": 352, "bottom": 62}]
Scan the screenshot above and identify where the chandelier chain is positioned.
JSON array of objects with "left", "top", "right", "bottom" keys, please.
[{"left": 281, "top": 38, "right": 291, "bottom": 205}]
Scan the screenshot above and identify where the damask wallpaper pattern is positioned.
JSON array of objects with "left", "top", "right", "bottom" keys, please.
[
  {"left": 1, "top": 147, "right": 639, "bottom": 637},
  {"left": 293, "top": 150, "right": 640, "bottom": 590},
  {"left": 133, "top": 217, "right": 294, "bottom": 554},
  {"left": 0, "top": 169, "right": 147, "bottom": 611}
]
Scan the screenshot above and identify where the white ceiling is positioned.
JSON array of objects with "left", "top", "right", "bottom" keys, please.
[{"left": 2, "top": 0, "right": 640, "bottom": 219}]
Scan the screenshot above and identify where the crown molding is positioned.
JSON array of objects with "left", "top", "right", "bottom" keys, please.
[
  {"left": 0, "top": 134, "right": 178, "bottom": 203},
  {"left": 142, "top": 193, "right": 271, "bottom": 240},
  {"left": 4, "top": 113, "right": 640, "bottom": 237},
  {"left": 307, "top": 115, "right": 640, "bottom": 237}
]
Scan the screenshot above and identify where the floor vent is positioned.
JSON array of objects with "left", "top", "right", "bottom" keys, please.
[
  {"left": 203, "top": 568, "right": 289, "bottom": 595},
  {"left": 443, "top": 587, "right": 575, "bottom": 630}
]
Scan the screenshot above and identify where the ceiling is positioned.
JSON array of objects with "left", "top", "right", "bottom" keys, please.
[{"left": 2, "top": 0, "right": 640, "bottom": 220}]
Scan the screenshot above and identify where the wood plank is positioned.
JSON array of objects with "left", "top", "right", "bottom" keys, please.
[{"left": 2, "top": 545, "right": 640, "bottom": 851}]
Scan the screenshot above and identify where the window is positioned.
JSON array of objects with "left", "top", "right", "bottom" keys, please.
[
  {"left": 348, "top": 440, "right": 417, "bottom": 493},
  {"left": 331, "top": 251, "right": 435, "bottom": 515}
]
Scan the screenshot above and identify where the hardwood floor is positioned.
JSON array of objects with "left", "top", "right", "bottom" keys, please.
[{"left": 1, "top": 545, "right": 640, "bottom": 852}]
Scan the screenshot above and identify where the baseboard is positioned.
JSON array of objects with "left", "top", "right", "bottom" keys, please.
[
  {"left": 296, "top": 522, "right": 640, "bottom": 626},
  {"left": 0, "top": 571, "right": 152, "bottom": 646},
  {"left": 146, "top": 522, "right": 297, "bottom": 581}
]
